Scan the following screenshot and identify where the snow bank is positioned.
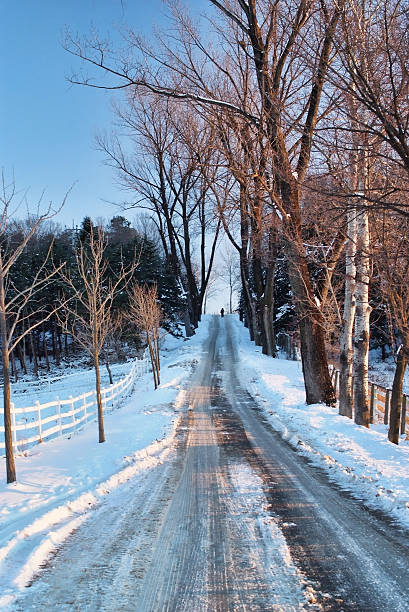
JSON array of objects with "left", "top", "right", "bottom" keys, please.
[
  {"left": 0, "top": 318, "right": 210, "bottom": 604},
  {"left": 230, "top": 316, "right": 409, "bottom": 530}
]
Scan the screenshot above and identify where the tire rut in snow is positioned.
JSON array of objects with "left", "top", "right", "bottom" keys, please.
[
  {"left": 220, "top": 316, "right": 409, "bottom": 611},
  {"left": 134, "top": 402, "right": 288, "bottom": 611},
  {"left": 12, "top": 414, "right": 190, "bottom": 612}
]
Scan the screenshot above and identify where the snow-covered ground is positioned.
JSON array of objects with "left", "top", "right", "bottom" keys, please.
[
  {"left": 0, "top": 326, "right": 207, "bottom": 607},
  {"left": 3, "top": 314, "right": 409, "bottom": 608},
  {"left": 229, "top": 316, "right": 409, "bottom": 531}
]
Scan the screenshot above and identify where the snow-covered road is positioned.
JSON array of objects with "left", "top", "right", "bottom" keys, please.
[{"left": 12, "top": 316, "right": 409, "bottom": 611}]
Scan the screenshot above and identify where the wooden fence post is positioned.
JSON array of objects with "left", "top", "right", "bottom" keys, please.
[
  {"left": 83, "top": 394, "right": 87, "bottom": 422},
  {"left": 11, "top": 402, "right": 17, "bottom": 453},
  {"left": 131, "top": 363, "right": 136, "bottom": 392},
  {"left": 401, "top": 395, "right": 407, "bottom": 436},
  {"left": 70, "top": 396, "right": 75, "bottom": 425},
  {"left": 384, "top": 389, "right": 390, "bottom": 425},
  {"left": 101, "top": 387, "right": 106, "bottom": 412},
  {"left": 57, "top": 396, "right": 62, "bottom": 437},
  {"left": 370, "top": 384, "right": 375, "bottom": 424},
  {"left": 36, "top": 400, "right": 42, "bottom": 443}
]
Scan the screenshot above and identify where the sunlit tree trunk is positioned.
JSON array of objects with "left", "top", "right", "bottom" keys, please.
[
  {"left": 0, "top": 268, "right": 16, "bottom": 483},
  {"left": 94, "top": 353, "right": 105, "bottom": 443},
  {"left": 388, "top": 346, "right": 407, "bottom": 444},
  {"left": 353, "top": 207, "right": 371, "bottom": 427},
  {"left": 339, "top": 208, "right": 357, "bottom": 417}
]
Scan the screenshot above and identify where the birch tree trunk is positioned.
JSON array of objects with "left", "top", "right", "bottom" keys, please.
[
  {"left": 339, "top": 209, "right": 357, "bottom": 417},
  {"left": 353, "top": 208, "right": 371, "bottom": 426}
]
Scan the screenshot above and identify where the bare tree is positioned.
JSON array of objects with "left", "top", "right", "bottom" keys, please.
[
  {"left": 126, "top": 284, "right": 162, "bottom": 389},
  {"left": 211, "top": 115, "right": 280, "bottom": 355},
  {"left": 374, "top": 213, "right": 409, "bottom": 444},
  {"left": 0, "top": 174, "right": 67, "bottom": 483},
  {"left": 97, "top": 93, "right": 221, "bottom": 334},
  {"left": 65, "top": 0, "right": 345, "bottom": 404},
  {"left": 335, "top": 0, "right": 409, "bottom": 187},
  {"left": 58, "top": 224, "right": 135, "bottom": 443},
  {"left": 218, "top": 244, "right": 241, "bottom": 315},
  {"left": 202, "top": 267, "right": 219, "bottom": 314}
]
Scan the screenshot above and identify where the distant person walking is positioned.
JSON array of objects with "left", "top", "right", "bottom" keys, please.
[{"left": 220, "top": 308, "right": 224, "bottom": 318}]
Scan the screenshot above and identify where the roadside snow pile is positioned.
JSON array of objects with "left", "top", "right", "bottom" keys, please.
[
  {"left": 0, "top": 320, "right": 208, "bottom": 605},
  {"left": 231, "top": 316, "right": 409, "bottom": 530}
]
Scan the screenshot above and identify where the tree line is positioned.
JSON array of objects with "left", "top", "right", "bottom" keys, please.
[{"left": 64, "top": 0, "right": 409, "bottom": 441}]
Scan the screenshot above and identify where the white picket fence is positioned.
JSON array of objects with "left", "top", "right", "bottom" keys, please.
[{"left": 0, "top": 356, "right": 150, "bottom": 454}]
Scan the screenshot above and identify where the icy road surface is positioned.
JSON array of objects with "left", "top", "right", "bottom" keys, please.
[{"left": 13, "top": 316, "right": 409, "bottom": 611}]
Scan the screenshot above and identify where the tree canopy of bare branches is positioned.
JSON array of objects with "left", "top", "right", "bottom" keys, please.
[
  {"left": 126, "top": 283, "right": 162, "bottom": 389},
  {"left": 58, "top": 223, "right": 136, "bottom": 444}
]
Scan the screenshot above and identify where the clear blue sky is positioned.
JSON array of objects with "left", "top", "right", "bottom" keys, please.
[{"left": 0, "top": 1, "right": 205, "bottom": 227}]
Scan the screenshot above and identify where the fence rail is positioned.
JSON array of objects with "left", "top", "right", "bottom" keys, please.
[
  {"left": 1, "top": 357, "right": 149, "bottom": 454},
  {"left": 329, "top": 366, "right": 409, "bottom": 435},
  {"left": 278, "top": 334, "right": 408, "bottom": 436}
]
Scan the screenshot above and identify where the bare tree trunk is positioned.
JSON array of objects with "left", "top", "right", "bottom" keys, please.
[
  {"left": 57, "top": 331, "right": 63, "bottom": 358},
  {"left": 94, "top": 354, "right": 105, "bottom": 443},
  {"left": 262, "top": 305, "right": 274, "bottom": 356},
  {"left": 105, "top": 361, "right": 113, "bottom": 385},
  {"left": 182, "top": 309, "right": 194, "bottom": 338},
  {"left": 11, "top": 350, "right": 17, "bottom": 382},
  {"left": 339, "top": 208, "right": 357, "bottom": 417},
  {"left": 16, "top": 341, "right": 27, "bottom": 375},
  {"left": 261, "top": 256, "right": 276, "bottom": 357},
  {"left": 22, "top": 337, "right": 27, "bottom": 372},
  {"left": 153, "top": 333, "right": 160, "bottom": 386},
  {"left": 35, "top": 330, "right": 41, "bottom": 362},
  {"left": 284, "top": 228, "right": 335, "bottom": 406},
  {"left": 147, "top": 338, "right": 158, "bottom": 389},
  {"left": 0, "top": 275, "right": 16, "bottom": 483},
  {"left": 114, "top": 336, "right": 126, "bottom": 362},
  {"left": 353, "top": 208, "right": 371, "bottom": 427},
  {"left": 240, "top": 263, "right": 256, "bottom": 341},
  {"left": 253, "top": 254, "right": 269, "bottom": 350},
  {"left": 51, "top": 320, "right": 57, "bottom": 362},
  {"left": 239, "top": 186, "right": 256, "bottom": 341},
  {"left": 29, "top": 328, "right": 39, "bottom": 378},
  {"left": 43, "top": 323, "right": 50, "bottom": 372},
  {"left": 388, "top": 347, "right": 407, "bottom": 445}
]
